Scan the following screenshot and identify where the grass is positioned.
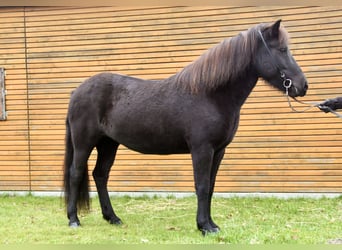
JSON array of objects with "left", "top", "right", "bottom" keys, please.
[{"left": 0, "top": 194, "right": 341, "bottom": 244}]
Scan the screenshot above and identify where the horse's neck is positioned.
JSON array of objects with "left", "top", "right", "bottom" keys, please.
[{"left": 210, "top": 73, "right": 259, "bottom": 111}]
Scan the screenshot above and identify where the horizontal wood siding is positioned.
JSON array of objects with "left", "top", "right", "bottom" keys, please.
[
  {"left": 0, "top": 6, "right": 341, "bottom": 193},
  {"left": 0, "top": 7, "right": 29, "bottom": 191}
]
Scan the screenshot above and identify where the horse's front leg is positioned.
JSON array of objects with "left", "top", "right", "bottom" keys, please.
[
  {"left": 191, "top": 146, "right": 218, "bottom": 235},
  {"left": 208, "top": 148, "right": 226, "bottom": 230}
]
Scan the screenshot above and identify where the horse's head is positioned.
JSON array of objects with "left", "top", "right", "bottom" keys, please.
[{"left": 254, "top": 20, "right": 308, "bottom": 98}]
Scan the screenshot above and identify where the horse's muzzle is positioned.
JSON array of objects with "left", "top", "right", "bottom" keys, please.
[{"left": 289, "top": 79, "right": 308, "bottom": 97}]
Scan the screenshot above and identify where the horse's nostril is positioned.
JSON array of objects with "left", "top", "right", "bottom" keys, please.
[{"left": 300, "top": 81, "right": 308, "bottom": 97}]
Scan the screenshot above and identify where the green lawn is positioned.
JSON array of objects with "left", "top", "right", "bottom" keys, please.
[{"left": 0, "top": 194, "right": 341, "bottom": 244}]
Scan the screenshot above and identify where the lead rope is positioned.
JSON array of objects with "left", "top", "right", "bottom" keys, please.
[{"left": 283, "top": 80, "right": 342, "bottom": 118}]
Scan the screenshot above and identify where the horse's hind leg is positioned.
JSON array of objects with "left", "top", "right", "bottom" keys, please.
[
  {"left": 93, "top": 137, "right": 122, "bottom": 225},
  {"left": 67, "top": 146, "right": 93, "bottom": 227}
]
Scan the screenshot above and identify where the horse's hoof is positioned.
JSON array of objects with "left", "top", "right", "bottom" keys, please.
[
  {"left": 104, "top": 215, "right": 122, "bottom": 225},
  {"left": 109, "top": 218, "right": 123, "bottom": 225},
  {"left": 201, "top": 226, "right": 220, "bottom": 236},
  {"left": 69, "top": 221, "right": 80, "bottom": 228}
]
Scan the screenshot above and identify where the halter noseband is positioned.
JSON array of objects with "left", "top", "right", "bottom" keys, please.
[{"left": 257, "top": 29, "right": 292, "bottom": 91}]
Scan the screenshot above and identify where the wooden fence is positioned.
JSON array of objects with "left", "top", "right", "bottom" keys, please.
[{"left": 0, "top": 6, "right": 341, "bottom": 193}]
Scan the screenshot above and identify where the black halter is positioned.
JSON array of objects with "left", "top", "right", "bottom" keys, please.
[{"left": 257, "top": 29, "right": 292, "bottom": 89}]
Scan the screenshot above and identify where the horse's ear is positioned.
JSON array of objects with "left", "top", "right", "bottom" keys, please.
[{"left": 271, "top": 19, "right": 282, "bottom": 38}]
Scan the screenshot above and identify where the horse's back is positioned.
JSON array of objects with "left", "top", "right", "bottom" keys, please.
[{"left": 70, "top": 72, "right": 142, "bottom": 99}]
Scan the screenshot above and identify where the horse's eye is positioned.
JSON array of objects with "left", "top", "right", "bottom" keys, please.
[{"left": 279, "top": 47, "right": 288, "bottom": 53}]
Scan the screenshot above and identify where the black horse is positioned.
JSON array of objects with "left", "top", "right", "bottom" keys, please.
[{"left": 64, "top": 20, "right": 308, "bottom": 234}]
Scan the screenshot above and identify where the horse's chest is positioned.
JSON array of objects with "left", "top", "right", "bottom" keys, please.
[{"left": 208, "top": 111, "right": 240, "bottom": 148}]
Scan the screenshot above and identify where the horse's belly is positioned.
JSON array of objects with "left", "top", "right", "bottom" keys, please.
[
  {"left": 126, "top": 144, "right": 189, "bottom": 155},
  {"left": 110, "top": 126, "right": 189, "bottom": 155},
  {"left": 119, "top": 135, "right": 189, "bottom": 155}
]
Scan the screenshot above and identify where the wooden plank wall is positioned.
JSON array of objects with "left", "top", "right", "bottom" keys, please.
[
  {"left": 0, "top": 6, "right": 341, "bottom": 193},
  {"left": 0, "top": 7, "right": 30, "bottom": 191}
]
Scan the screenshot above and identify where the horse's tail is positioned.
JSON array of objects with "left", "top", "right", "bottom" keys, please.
[{"left": 63, "top": 116, "right": 90, "bottom": 211}]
